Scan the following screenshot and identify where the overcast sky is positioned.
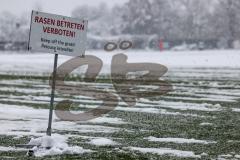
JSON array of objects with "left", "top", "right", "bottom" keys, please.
[{"left": 0, "top": 0, "right": 128, "bottom": 16}]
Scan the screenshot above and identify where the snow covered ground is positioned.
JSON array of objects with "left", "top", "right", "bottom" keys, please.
[
  {"left": 0, "top": 50, "right": 240, "bottom": 159},
  {"left": 0, "top": 50, "right": 239, "bottom": 75}
]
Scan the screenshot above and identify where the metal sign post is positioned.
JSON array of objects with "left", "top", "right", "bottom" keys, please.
[
  {"left": 46, "top": 54, "right": 58, "bottom": 136},
  {"left": 28, "top": 10, "right": 88, "bottom": 137}
]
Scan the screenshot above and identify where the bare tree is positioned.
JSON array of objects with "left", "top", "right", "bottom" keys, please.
[
  {"left": 121, "top": 0, "right": 153, "bottom": 34},
  {"left": 0, "top": 12, "right": 28, "bottom": 42},
  {"left": 214, "top": 0, "right": 240, "bottom": 47}
]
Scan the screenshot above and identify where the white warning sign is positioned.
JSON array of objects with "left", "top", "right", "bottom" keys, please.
[{"left": 29, "top": 10, "right": 88, "bottom": 57}]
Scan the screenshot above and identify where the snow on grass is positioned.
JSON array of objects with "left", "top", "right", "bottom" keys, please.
[
  {"left": 89, "top": 117, "right": 126, "bottom": 124},
  {"left": 200, "top": 122, "right": 213, "bottom": 126},
  {"left": 0, "top": 95, "right": 102, "bottom": 106},
  {"left": 169, "top": 92, "right": 239, "bottom": 102},
  {"left": 140, "top": 99, "right": 223, "bottom": 112},
  {"left": 0, "top": 104, "right": 49, "bottom": 120},
  {"left": 129, "top": 147, "right": 201, "bottom": 158},
  {"left": 176, "top": 81, "right": 240, "bottom": 90},
  {"left": 116, "top": 107, "right": 167, "bottom": 114},
  {"left": 116, "top": 106, "right": 206, "bottom": 118},
  {"left": 218, "top": 154, "right": 234, "bottom": 159},
  {"left": 28, "top": 134, "right": 91, "bottom": 157},
  {"left": 0, "top": 50, "right": 240, "bottom": 76},
  {"left": 0, "top": 146, "right": 27, "bottom": 152},
  {"left": 0, "top": 86, "right": 50, "bottom": 94},
  {"left": 0, "top": 79, "right": 46, "bottom": 86},
  {"left": 193, "top": 89, "right": 240, "bottom": 97},
  {"left": 146, "top": 136, "right": 216, "bottom": 144},
  {"left": 0, "top": 98, "right": 49, "bottom": 105},
  {"left": 0, "top": 104, "right": 122, "bottom": 137},
  {"left": 59, "top": 101, "right": 205, "bottom": 117},
  {"left": 235, "top": 155, "right": 240, "bottom": 158},
  {"left": 163, "top": 96, "right": 237, "bottom": 103},
  {"left": 168, "top": 69, "right": 240, "bottom": 80},
  {"left": 232, "top": 108, "right": 240, "bottom": 112},
  {"left": 88, "top": 138, "right": 118, "bottom": 146}
]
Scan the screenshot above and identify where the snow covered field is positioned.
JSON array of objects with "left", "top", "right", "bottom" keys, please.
[
  {"left": 0, "top": 50, "right": 239, "bottom": 75},
  {"left": 0, "top": 50, "right": 240, "bottom": 159}
]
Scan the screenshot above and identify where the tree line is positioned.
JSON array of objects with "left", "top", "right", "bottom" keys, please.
[
  {"left": 1, "top": 0, "right": 240, "bottom": 50},
  {"left": 72, "top": 0, "right": 240, "bottom": 48}
]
